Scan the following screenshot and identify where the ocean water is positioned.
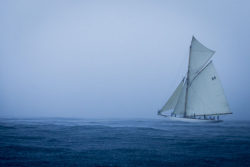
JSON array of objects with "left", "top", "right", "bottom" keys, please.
[{"left": 0, "top": 118, "right": 250, "bottom": 167}]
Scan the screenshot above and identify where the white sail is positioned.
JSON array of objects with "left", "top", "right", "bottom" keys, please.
[
  {"left": 172, "top": 81, "right": 187, "bottom": 116},
  {"left": 189, "top": 37, "right": 215, "bottom": 81},
  {"left": 186, "top": 61, "right": 231, "bottom": 116},
  {"left": 157, "top": 36, "right": 232, "bottom": 121},
  {"left": 159, "top": 79, "right": 184, "bottom": 114}
]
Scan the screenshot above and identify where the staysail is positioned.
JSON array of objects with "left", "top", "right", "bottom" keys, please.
[
  {"left": 158, "top": 79, "right": 184, "bottom": 115},
  {"left": 186, "top": 61, "right": 231, "bottom": 116},
  {"left": 172, "top": 81, "right": 187, "bottom": 116}
]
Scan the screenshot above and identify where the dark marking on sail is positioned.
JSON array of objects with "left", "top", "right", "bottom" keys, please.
[{"left": 212, "top": 76, "right": 216, "bottom": 80}]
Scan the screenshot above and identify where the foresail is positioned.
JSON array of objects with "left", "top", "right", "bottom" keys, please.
[
  {"left": 189, "top": 37, "right": 215, "bottom": 81},
  {"left": 173, "top": 80, "right": 187, "bottom": 116},
  {"left": 158, "top": 79, "right": 184, "bottom": 114},
  {"left": 186, "top": 62, "right": 231, "bottom": 116}
]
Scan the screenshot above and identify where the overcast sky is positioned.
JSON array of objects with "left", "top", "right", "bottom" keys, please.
[{"left": 0, "top": 0, "right": 249, "bottom": 119}]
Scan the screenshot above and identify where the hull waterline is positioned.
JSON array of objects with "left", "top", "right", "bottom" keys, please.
[{"left": 168, "top": 116, "right": 223, "bottom": 123}]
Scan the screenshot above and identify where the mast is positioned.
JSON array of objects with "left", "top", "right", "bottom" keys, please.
[
  {"left": 171, "top": 37, "right": 231, "bottom": 118},
  {"left": 184, "top": 43, "right": 192, "bottom": 117}
]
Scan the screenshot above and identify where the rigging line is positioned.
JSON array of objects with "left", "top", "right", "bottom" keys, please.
[
  {"left": 178, "top": 51, "right": 189, "bottom": 79},
  {"left": 189, "top": 60, "right": 213, "bottom": 87},
  {"left": 168, "top": 51, "right": 188, "bottom": 92}
]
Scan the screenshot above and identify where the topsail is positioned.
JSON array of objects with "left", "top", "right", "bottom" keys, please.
[{"left": 189, "top": 37, "right": 215, "bottom": 81}]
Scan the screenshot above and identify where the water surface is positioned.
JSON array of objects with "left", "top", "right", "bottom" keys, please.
[{"left": 0, "top": 118, "right": 250, "bottom": 167}]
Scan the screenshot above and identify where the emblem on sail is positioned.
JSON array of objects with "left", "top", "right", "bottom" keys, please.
[{"left": 158, "top": 37, "right": 232, "bottom": 122}]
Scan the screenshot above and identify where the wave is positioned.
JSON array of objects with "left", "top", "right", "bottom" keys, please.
[{"left": 1, "top": 119, "right": 250, "bottom": 167}]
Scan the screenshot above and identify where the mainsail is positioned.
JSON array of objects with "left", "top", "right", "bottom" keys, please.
[
  {"left": 159, "top": 36, "right": 231, "bottom": 118},
  {"left": 186, "top": 61, "right": 231, "bottom": 116}
]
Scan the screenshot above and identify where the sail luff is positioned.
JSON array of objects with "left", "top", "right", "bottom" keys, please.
[{"left": 184, "top": 38, "right": 193, "bottom": 117}]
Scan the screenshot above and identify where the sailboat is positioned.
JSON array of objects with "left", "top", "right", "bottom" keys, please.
[{"left": 158, "top": 37, "right": 232, "bottom": 123}]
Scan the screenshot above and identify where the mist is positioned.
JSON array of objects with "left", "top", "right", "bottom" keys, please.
[{"left": 0, "top": 0, "right": 250, "bottom": 119}]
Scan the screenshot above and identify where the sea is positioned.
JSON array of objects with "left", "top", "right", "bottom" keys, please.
[{"left": 0, "top": 118, "right": 250, "bottom": 167}]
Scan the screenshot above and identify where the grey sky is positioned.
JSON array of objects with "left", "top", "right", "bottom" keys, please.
[{"left": 0, "top": 0, "right": 249, "bottom": 119}]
